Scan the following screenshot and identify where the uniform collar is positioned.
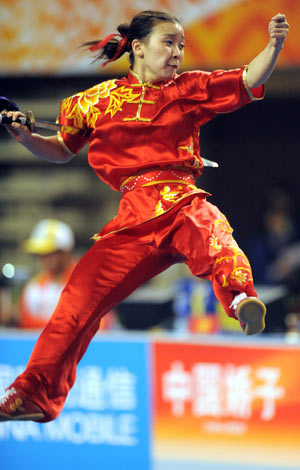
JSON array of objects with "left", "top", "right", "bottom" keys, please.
[{"left": 127, "top": 68, "right": 176, "bottom": 87}]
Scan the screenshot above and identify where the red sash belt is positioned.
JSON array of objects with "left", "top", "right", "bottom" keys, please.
[{"left": 120, "top": 167, "right": 196, "bottom": 195}]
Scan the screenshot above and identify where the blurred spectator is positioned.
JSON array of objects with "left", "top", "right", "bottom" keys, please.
[
  {"left": 247, "top": 185, "right": 300, "bottom": 285},
  {"left": 19, "top": 219, "right": 77, "bottom": 329},
  {"left": 172, "top": 272, "right": 244, "bottom": 335},
  {"left": 284, "top": 312, "right": 300, "bottom": 344},
  {"left": 172, "top": 265, "right": 221, "bottom": 334},
  {"left": 18, "top": 218, "right": 116, "bottom": 330},
  {"left": 246, "top": 185, "right": 300, "bottom": 333},
  {"left": 268, "top": 241, "right": 300, "bottom": 285}
]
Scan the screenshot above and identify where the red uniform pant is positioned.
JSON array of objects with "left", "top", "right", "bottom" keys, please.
[{"left": 12, "top": 195, "right": 256, "bottom": 421}]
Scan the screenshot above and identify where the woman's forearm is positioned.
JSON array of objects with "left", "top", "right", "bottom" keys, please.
[
  {"left": 4, "top": 110, "right": 74, "bottom": 163},
  {"left": 246, "top": 41, "right": 282, "bottom": 89},
  {"left": 245, "top": 13, "right": 289, "bottom": 89},
  {"left": 21, "top": 134, "right": 74, "bottom": 163}
]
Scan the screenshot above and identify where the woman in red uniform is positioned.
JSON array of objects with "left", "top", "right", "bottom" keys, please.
[{"left": 0, "top": 10, "right": 289, "bottom": 422}]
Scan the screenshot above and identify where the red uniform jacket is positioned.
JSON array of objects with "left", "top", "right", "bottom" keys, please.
[{"left": 58, "top": 67, "right": 264, "bottom": 238}]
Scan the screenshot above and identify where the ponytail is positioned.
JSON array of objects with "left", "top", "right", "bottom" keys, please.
[
  {"left": 82, "top": 10, "right": 181, "bottom": 68},
  {"left": 82, "top": 24, "right": 130, "bottom": 67}
]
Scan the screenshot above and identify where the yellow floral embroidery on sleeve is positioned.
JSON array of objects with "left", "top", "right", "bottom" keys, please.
[
  {"left": 61, "top": 80, "right": 118, "bottom": 129},
  {"left": 61, "top": 81, "right": 141, "bottom": 127},
  {"left": 105, "top": 86, "right": 141, "bottom": 118}
]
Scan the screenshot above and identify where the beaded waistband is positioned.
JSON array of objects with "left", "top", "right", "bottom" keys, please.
[{"left": 120, "top": 167, "right": 196, "bottom": 194}]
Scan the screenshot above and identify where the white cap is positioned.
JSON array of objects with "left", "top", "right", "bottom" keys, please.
[{"left": 23, "top": 219, "right": 75, "bottom": 254}]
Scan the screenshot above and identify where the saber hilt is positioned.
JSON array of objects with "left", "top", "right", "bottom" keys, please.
[
  {"left": 0, "top": 110, "right": 36, "bottom": 132},
  {"left": 0, "top": 110, "right": 84, "bottom": 135}
]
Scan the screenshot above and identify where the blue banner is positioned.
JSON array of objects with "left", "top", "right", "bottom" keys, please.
[{"left": 0, "top": 332, "right": 151, "bottom": 470}]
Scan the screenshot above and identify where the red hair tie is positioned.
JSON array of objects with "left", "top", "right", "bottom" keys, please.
[{"left": 89, "top": 33, "right": 129, "bottom": 67}]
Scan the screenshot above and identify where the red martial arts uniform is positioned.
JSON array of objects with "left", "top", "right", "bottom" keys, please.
[{"left": 11, "top": 67, "right": 264, "bottom": 421}]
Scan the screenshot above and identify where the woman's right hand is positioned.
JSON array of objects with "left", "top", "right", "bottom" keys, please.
[
  {"left": 2, "top": 110, "right": 33, "bottom": 144},
  {"left": 2, "top": 110, "right": 75, "bottom": 163}
]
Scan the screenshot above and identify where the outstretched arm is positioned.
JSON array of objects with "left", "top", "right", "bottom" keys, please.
[
  {"left": 3, "top": 110, "right": 74, "bottom": 163},
  {"left": 246, "top": 13, "right": 289, "bottom": 89}
]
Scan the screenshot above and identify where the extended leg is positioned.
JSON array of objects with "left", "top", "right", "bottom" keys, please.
[
  {"left": 1, "top": 231, "right": 171, "bottom": 421},
  {"left": 169, "top": 197, "right": 266, "bottom": 333}
]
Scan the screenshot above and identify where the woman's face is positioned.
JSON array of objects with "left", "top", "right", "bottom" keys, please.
[{"left": 133, "top": 21, "right": 185, "bottom": 82}]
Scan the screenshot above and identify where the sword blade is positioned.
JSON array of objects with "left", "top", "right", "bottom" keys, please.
[
  {"left": 34, "top": 119, "right": 83, "bottom": 135},
  {"left": 34, "top": 119, "right": 62, "bottom": 132},
  {"left": 202, "top": 157, "right": 219, "bottom": 168}
]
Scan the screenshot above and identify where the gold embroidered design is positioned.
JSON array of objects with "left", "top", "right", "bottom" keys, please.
[
  {"left": 129, "top": 99, "right": 155, "bottom": 105},
  {"left": 229, "top": 239, "right": 243, "bottom": 251},
  {"left": 159, "top": 185, "right": 182, "bottom": 203},
  {"left": 123, "top": 117, "right": 152, "bottom": 122},
  {"left": 153, "top": 184, "right": 193, "bottom": 217},
  {"left": 179, "top": 138, "right": 203, "bottom": 169},
  {"left": 129, "top": 69, "right": 160, "bottom": 88},
  {"left": 212, "top": 216, "right": 252, "bottom": 287},
  {"left": 179, "top": 138, "right": 194, "bottom": 154},
  {"left": 213, "top": 218, "right": 233, "bottom": 235},
  {"left": 216, "top": 248, "right": 252, "bottom": 287},
  {"left": 105, "top": 86, "right": 141, "bottom": 118},
  {"left": 155, "top": 200, "right": 165, "bottom": 217},
  {"left": 232, "top": 269, "right": 249, "bottom": 285},
  {"left": 142, "top": 180, "right": 196, "bottom": 189},
  {"left": 93, "top": 188, "right": 203, "bottom": 242},
  {"left": 220, "top": 266, "right": 253, "bottom": 288},
  {"left": 215, "top": 250, "right": 250, "bottom": 267},
  {"left": 122, "top": 84, "right": 156, "bottom": 122},
  {"left": 209, "top": 234, "right": 222, "bottom": 252},
  {"left": 61, "top": 80, "right": 118, "bottom": 128}
]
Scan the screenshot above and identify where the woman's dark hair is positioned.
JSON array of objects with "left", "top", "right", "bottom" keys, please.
[{"left": 83, "top": 10, "right": 181, "bottom": 67}]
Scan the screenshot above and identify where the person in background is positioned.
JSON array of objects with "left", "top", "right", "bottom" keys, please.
[
  {"left": 18, "top": 219, "right": 116, "bottom": 330},
  {"left": 248, "top": 185, "right": 299, "bottom": 284},
  {"left": 19, "top": 219, "right": 76, "bottom": 329}
]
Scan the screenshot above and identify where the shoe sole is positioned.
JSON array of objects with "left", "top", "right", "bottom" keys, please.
[
  {"left": 0, "top": 412, "right": 44, "bottom": 421},
  {"left": 236, "top": 297, "right": 266, "bottom": 335}
]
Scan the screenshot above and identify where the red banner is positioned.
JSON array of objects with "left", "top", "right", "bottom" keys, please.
[{"left": 153, "top": 340, "right": 300, "bottom": 467}]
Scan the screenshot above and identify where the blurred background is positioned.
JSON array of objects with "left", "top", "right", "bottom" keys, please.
[{"left": 0, "top": 1, "right": 300, "bottom": 469}]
